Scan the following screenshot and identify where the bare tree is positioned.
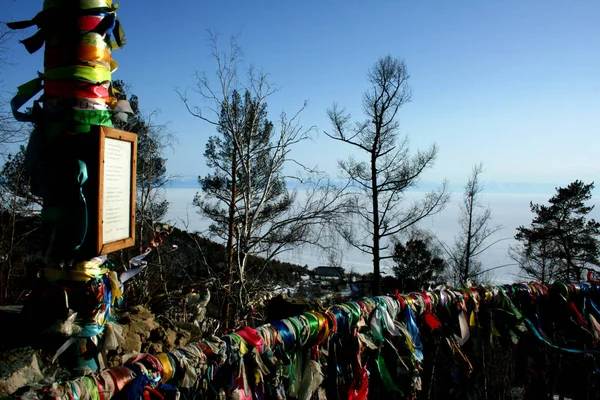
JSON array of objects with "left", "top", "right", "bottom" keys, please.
[
  {"left": 0, "top": 23, "right": 26, "bottom": 157},
  {"left": 325, "top": 55, "right": 449, "bottom": 295},
  {"left": 179, "top": 33, "right": 350, "bottom": 326},
  {"left": 442, "top": 163, "right": 503, "bottom": 285},
  {"left": 0, "top": 23, "right": 37, "bottom": 302},
  {"left": 0, "top": 145, "right": 42, "bottom": 303},
  {"left": 509, "top": 240, "right": 559, "bottom": 284}
]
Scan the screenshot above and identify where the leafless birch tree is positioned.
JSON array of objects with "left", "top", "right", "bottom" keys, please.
[
  {"left": 0, "top": 23, "right": 26, "bottom": 157},
  {"left": 326, "top": 55, "right": 449, "bottom": 295},
  {"left": 179, "top": 33, "right": 350, "bottom": 325},
  {"left": 443, "top": 163, "right": 503, "bottom": 285}
]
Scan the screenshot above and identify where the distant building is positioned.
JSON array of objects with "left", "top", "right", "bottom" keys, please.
[{"left": 311, "top": 266, "right": 345, "bottom": 281}]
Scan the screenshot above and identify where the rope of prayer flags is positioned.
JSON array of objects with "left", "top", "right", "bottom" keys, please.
[{"left": 20, "top": 279, "right": 600, "bottom": 399}]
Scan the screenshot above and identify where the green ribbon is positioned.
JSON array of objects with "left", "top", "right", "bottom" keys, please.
[
  {"left": 71, "top": 109, "right": 113, "bottom": 129},
  {"left": 82, "top": 376, "right": 100, "bottom": 400},
  {"left": 302, "top": 313, "right": 320, "bottom": 345},
  {"left": 338, "top": 302, "right": 360, "bottom": 328},
  {"left": 45, "top": 65, "right": 112, "bottom": 83},
  {"left": 376, "top": 350, "right": 401, "bottom": 393},
  {"left": 498, "top": 288, "right": 523, "bottom": 320},
  {"left": 346, "top": 301, "right": 362, "bottom": 326},
  {"left": 43, "top": 111, "right": 113, "bottom": 137}
]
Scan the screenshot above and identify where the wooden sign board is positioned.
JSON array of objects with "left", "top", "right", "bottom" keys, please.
[{"left": 96, "top": 126, "right": 137, "bottom": 255}]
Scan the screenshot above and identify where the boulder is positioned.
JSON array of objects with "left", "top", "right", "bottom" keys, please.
[
  {"left": 118, "top": 305, "right": 160, "bottom": 354},
  {"left": 0, "top": 347, "right": 44, "bottom": 396}
]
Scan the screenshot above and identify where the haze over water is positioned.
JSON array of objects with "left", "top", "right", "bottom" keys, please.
[{"left": 163, "top": 187, "right": 600, "bottom": 285}]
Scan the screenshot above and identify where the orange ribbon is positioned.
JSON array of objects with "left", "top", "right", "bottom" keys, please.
[{"left": 45, "top": 44, "right": 112, "bottom": 70}]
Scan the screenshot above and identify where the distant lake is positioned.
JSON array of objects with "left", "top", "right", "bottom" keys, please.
[{"left": 163, "top": 187, "right": 600, "bottom": 284}]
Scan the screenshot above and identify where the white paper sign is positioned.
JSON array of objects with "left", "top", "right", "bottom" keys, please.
[{"left": 102, "top": 137, "right": 132, "bottom": 243}]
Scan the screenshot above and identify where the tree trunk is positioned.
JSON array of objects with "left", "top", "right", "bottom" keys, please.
[
  {"left": 371, "top": 150, "right": 380, "bottom": 296},
  {"left": 224, "top": 148, "right": 237, "bottom": 329},
  {"left": 463, "top": 193, "right": 474, "bottom": 284}
]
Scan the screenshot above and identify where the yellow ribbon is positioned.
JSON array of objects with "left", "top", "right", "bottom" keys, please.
[
  {"left": 42, "top": 258, "right": 112, "bottom": 282},
  {"left": 107, "top": 270, "right": 122, "bottom": 304},
  {"left": 484, "top": 288, "right": 492, "bottom": 302},
  {"left": 307, "top": 311, "right": 329, "bottom": 344},
  {"left": 469, "top": 311, "right": 477, "bottom": 328},
  {"left": 155, "top": 353, "right": 173, "bottom": 382},
  {"left": 239, "top": 341, "right": 249, "bottom": 355},
  {"left": 43, "top": 0, "right": 114, "bottom": 11},
  {"left": 43, "top": 266, "right": 109, "bottom": 282}
]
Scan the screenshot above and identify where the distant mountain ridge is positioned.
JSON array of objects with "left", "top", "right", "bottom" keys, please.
[{"left": 166, "top": 177, "right": 598, "bottom": 195}]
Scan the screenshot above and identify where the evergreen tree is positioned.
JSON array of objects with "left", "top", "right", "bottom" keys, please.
[
  {"left": 515, "top": 180, "right": 600, "bottom": 281},
  {"left": 183, "top": 34, "right": 351, "bottom": 325},
  {"left": 112, "top": 81, "right": 172, "bottom": 248},
  {"left": 392, "top": 230, "right": 446, "bottom": 292},
  {"left": 195, "top": 89, "right": 294, "bottom": 289},
  {"left": 0, "top": 146, "right": 41, "bottom": 212}
]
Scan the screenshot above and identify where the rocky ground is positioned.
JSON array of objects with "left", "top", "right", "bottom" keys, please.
[{"left": 0, "top": 305, "right": 201, "bottom": 397}]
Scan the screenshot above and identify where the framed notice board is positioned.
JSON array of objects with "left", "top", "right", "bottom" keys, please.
[{"left": 96, "top": 126, "right": 137, "bottom": 255}]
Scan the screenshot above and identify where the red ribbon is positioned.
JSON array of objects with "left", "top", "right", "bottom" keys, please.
[
  {"left": 143, "top": 386, "right": 164, "bottom": 400},
  {"left": 44, "top": 80, "right": 110, "bottom": 99},
  {"left": 392, "top": 289, "right": 407, "bottom": 310},
  {"left": 77, "top": 15, "right": 106, "bottom": 32},
  {"left": 106, "top": 366, "right": 134, "bottom": 392},
  {"left": 569, "top": 300, "right": 589, "bottom": 329},
  {"left": 142, "top": 230, "right": 171, "bottom": 253},
  {"left": 236, "top": 326, "right": 264, "bottom": 350},
  {"left": 93, "top": 374, "right": 105, "bottom": 400},
  {"left": 348, "top": 365, "right": 369, "bottom": 400},
  {"left": 423, "top": 311, "right": 442, "bottom": 332},
  {"left": 125, "top": 353, "right": 164, "bottom": 378},
  {"left": 588, "top": 270, "right": 600, "bottom": 285},
  {"left": 325, "top": 309, "right": 338, "bottom": 335}
]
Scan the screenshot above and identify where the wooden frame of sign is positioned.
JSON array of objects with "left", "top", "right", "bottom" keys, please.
[{"left": 96, "top": 126, "right": 137, "bottom": 255}]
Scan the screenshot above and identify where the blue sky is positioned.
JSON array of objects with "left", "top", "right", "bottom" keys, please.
[{"left": 3, "top": 0, "right": 599, "bottom": 190}]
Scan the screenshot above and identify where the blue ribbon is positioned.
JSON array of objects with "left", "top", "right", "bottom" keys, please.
[
  {"left": 403, "top": 303, "right": 423, "bottom": 361},
  {"left": 329, "top": 306, "right": 349, "bottom": 334},
  {"left": 124, "top": 363, "right": 152, "bottom": 400},
  {"left": 588, "top": 298, "right": 600, "bottom": 316},
  {"left": 524, "top": 318, "right": 600, "bottom": 355},
  {"left": 271, "top": 320, "right": 295, "bottom": 351}
]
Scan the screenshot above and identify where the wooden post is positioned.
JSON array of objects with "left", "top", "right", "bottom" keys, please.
[{"left": 8, "top": 1, "right": 132, "bottom": 375}]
